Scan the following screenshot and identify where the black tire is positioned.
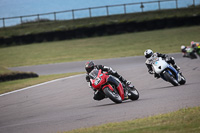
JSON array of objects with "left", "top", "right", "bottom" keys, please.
[
  {"left": 128, "top": 87, "right": 139, "bottom": 100},
  {"left": 190, "top": 52, "right": 197, "bottom": 59},
  {"left": 103, "top": 87, "right": 122, "bottom": 103},
  {"left": 179, "top": 74, "right": 186, "bottom": 85},
  {"left": 163, "top": 72, "right": 179, "bottom": 86}
]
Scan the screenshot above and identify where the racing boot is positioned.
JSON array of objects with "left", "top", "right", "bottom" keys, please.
[
  {"left": 119, "top": 76, "right": 131, "bottom": 86},
  {"left": 124, "top": 89, "right": 129, "bottom": 100},
  {"left": 169, "top": 57, "right": 180, "bottom": 71},
  {"left": 173, "top": 63, "right": 180, "bottom": 71}
]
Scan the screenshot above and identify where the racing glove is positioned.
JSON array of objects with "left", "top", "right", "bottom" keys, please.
[
  {"left": 126, "top": 80, "right": 131, "bottom": 85},
  {"left": 86, "top": 75, "right": 90, "bottom": 82},
  {"left": 148, "top": 70, "right": 154, "bottom": 74},
  {"left": 154, "top": 73, "right": 160, "bottom": 79},
  {"left": 88, "top": 82, "right": 96, "bottom": 91}
]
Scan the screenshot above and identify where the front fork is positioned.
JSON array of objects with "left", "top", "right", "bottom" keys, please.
[
  {"left": 123, "top": 84, "right": 135, "bottom": 98},
  {"left": 161, "top": 70, "right": 181, "bottom": 82}
]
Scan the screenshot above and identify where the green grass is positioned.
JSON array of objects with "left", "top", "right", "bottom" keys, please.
[
  {"left": 0, "top": 66, "right": 12, "bottom": 74},
  {"left": 0, "top": 6, "right": 200, "bottom": 38},
  {"left": 64, "top": 106, "right": 200, "bottom": 133},
  {"left": 0, "top": 72, "right": 84, "bottom": 94},
  {"left": 0, "top": 25, "right": 200, "bottom": 67}
]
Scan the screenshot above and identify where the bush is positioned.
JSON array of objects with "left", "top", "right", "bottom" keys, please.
[{"left": 0, "top": 72, "right": 39, "bottom": 82}]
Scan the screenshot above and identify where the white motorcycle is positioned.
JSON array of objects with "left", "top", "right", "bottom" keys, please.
[{"left": 151, "top": 55, "right": 186, "bottom": 86}]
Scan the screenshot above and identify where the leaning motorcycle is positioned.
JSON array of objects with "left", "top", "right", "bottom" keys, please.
[
  {"left": 151, "top": 55, "right": 186, "bottom": 86},
  {"left": 89, "top": 68, "right": 139, "bottom": 103},
  {"left": 185, "top": 47, "right": 197, "bottom": 59}
]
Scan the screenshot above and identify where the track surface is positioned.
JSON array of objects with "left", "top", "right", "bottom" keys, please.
[{"left": 1, "top": 54, "right": 200, "bottom": 133}]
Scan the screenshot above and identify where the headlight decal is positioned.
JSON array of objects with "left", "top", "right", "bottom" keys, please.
[{"left": 94, "top": 77, "right": 101, "bottom": 85}]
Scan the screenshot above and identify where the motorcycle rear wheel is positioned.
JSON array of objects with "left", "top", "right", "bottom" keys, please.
[
  {"left": 103, "top": 87, "right": 122, "bottom": 103},
  {"left": 190, "top": 52, "right": 197, "bottom": 59}
]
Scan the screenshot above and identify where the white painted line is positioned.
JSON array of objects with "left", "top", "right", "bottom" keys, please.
[{"left": 0, "top": 74, "right": 84, "bottom": 97}]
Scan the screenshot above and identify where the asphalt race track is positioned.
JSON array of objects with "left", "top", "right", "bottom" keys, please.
[{"left": 1, "top": 54, "right": 200, "bottom": 133}]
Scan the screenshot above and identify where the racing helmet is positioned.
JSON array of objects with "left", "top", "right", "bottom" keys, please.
[
  {"left": 181, "top": 45, "right": 186, "bottom": 50},
  {"left": 85, "top": 61, "right": 95, "bottom": 73},
  {"left": 144, "top": 49, "right": 153, "bottom": 58},
  {"left": 191, "top": 41, "right": 194, "bottom": 45}
]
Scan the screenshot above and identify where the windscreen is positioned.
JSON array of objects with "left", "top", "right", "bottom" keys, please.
[
  {"left": 152, "top": 56, "right": 159, "bottom": 64},
  {"left": 149, "top": 54, "right": 158, "bottom": 64},
  {"left": 89, "top": 69, "right": 99, "bottom": 79}
]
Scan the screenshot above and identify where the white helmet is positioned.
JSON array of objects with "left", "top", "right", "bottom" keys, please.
[
  {"left": 144, "top": 49, "right": 153, "bottom": 58},
  {"left": 181, "top": 45, "right": 186, "bottom": 50}
]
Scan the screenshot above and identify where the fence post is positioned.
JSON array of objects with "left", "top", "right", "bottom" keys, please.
[
  {"left": 72, "top": 10, "right": 75, "bottom": 20},
  {"left": 193, "top": 0, "right": 195, "bottom": 6},
  {"left": 20, "top": 16, "right": 23, "bottom": 24},
  {"left": 106, "top": 6, "right": 109, "bottom": 16},
  {"left": 124, "top": 4, "right": 127, "bottom": 14},
  {"left": 140, "top": 2, "right": 144, "bottom": 12},
  {"left": 37, "top": 14, "right": 40, "bottom": 21},
  {"left": 176, "top": 0, "right": 178, "bottom": 9},
  {"left": 158, "top": 1, "right": 161, "bottom": 10},
  {"left": 89, "top": 8, "right": 92, "bottom": 18},
  {"left": 54, "top": 12, "right": 56, "bottom": 21},
  {"left": 2, "top": 18, "right": 5, "bottom": 28}
]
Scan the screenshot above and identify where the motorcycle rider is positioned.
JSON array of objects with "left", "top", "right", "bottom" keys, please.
[
  {"left": 191, "top": 41, "right": 200, "bottom": 48},
  {"left": 181, "top": 45, "right": 190, "bottom": 57},
  {"left": 191, "top": 41, "right": 200, "bottom": 57},
  {"left": 144, "top": 49, "right": 180, "bottom": 78},
  {"left": 85, "top": 61, "right": 131, "bottom": 101},
  {"left": 181, "top": 45, "right": 199, "bottom": 58}
]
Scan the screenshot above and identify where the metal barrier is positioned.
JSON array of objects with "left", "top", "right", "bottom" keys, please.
[{"left": 0, "top": 0, "right": 198, "bottom": 28}]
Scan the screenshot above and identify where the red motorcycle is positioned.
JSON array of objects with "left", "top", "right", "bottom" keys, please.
[{"left": 89, "top": 68, "right": 139, "bottom": 103}]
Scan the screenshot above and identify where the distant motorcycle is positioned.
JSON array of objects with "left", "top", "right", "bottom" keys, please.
[
  {"left": 151, "top": 55, "right": 186, "bottom": 86},
  {"left": 89, "top": 68, "right": 139, "bottom": 103},
  {"left": 184, "top": 47, "right": 197, "bottom": 59}
]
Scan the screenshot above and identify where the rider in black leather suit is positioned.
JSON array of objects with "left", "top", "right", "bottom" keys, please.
[
  {"left": 85, "top": 61, "right": 131, "bottom": 101},
  {"left": 144, "top": 49, "right": 180, "bottom": 78}
]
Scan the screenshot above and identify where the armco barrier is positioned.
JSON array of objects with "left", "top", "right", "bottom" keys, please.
[{"left": 0, "top": 0, "right": 198, "bottom": 28}]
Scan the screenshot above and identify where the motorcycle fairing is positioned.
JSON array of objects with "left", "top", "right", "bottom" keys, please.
[
  {"left": 167, "top": 65, "right": 179, "bottom": 80},
  {"left": 90, "top": 69, "right": 108, "bottom": 90},
  {"left": 102, "top": 84, "right": 114, "bottom": 91},
  {"left": 89, "top": 68, "right": 125, "bottom": 100},
  {"left": 106, "top": 75, "right": 125, "bottom": 100},
  {"left": 152, "top": 57, "right": 168, "bottom": 74},
  {"left": 107, "top": 76, "right": 120, "bottom": 86}
]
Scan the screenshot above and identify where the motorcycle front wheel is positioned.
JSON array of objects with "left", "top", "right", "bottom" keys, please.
[
  {"left": 128, "top": 87, "right": 139, "bottom": 100},
  {"left": 179, "top": 73, "right": 186, "bottom": 85},
  {"left": 103, "top": 87, "right": 122, "bottom": 103},
  {"left": 163, "top": 72, "right": 179, "bottom": 86}
]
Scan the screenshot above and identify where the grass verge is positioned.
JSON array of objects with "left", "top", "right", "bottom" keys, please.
[
  {"left": 0, "top": 66, "right": 39, "bottom": 82},
  {"left": 0, "top": 72, "right": 84, "bottom": 94},
  {"left": 1, "top": 25, "right": 200, "bottom": 67},
  {"left": 0, "top": 66, "right": 12, "bottom": 74},
  {"left": 64, "top": 106, "right": 200, "bottom": 133}
]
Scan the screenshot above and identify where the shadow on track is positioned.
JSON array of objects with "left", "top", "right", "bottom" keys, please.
[
  {"left": 148, "top": 81, "right": 199, "bottom": 90},
  {"left": 92, "top": 100, "right": 135, "bottom": 108},
  {"left": 150, "top": 85, "right": 177, "bottom": 90}
]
